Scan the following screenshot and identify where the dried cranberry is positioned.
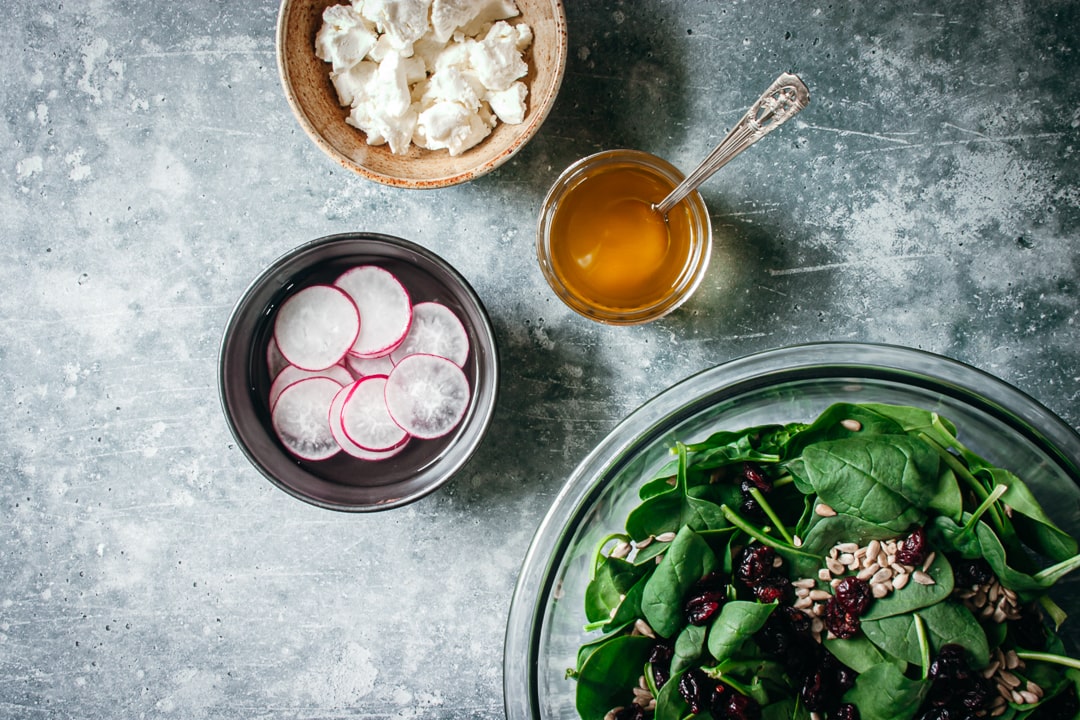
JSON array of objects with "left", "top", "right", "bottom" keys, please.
[
  {"left": 833, "top": 576, "right": 873, "bottom": 616},
  {"left": 648, "top": 641, "right": 673, "bottom": 688},
  {"left": 833, "top": 664, "right": 857, "bottom": 693},
  {"left": 754, "top": 576, "right": 793, "bottom": 605},
  {"left": 739, "top": 493, "right": 767, "bottom": 521},
  {"left": 927, "top": 644, "right": 970, "bottom": 681},
  {"left": 723, "top": 692, "right": 761, "bottom": 720},
  {"left": 678, "top": 669, "right": 708, "bottom": 714},
  {"left": 779, "top": 604, "right": 812, "bottom": 634},
  {"left": 953, "top": 557, "right": 993, "bottom": 588},
  {"left": 685, "top": 589, "right": 726, "bottom": 626},
  {"left": 742, "top": 462, "right": 772, "bottom": 492},
  {"left": 916, "top": 708, "right": 956, "bottom": 720},
  {"left": 897, "top": 526, "right": 930, "bottom": 566},
  {"left": 754, "top": 616, "right": 791, "bottom": 656},
  {"left": 707, "top": 683, "right": 730, "bottom": 717},
  {"left": 799, "top": 668, "right": 833, "bottom": 712},
  {"left": 822, "top": 597, "right": 860, "bottom": 639},
  {"left": 833, "top": 704, "right": 861, "bottom": 720},
  {"left": 735, "top": 544, "right": 776, "bottom": 587}
]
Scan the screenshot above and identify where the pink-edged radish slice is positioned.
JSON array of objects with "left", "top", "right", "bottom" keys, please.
[
  {"left": 345, "top": 353, "right": 395, "bottom": 378},
  {"left": 273, "top": 284, "right": 360, "bottom": 371},
  {"left": 271, "top": 376, "right": 342, "bottom": 461},
  {"left": 389, "top": 302, "right": 469, "bottom": 367},
  {"left": 334, "top": 266, "right": 413, "bottom": 358},
  {"left": 266, "top": 337, "right": 289, "bottom": 380},
  {"left": 340, "top": 375, "right": 410, "bottom": 451},
  {"left": 328, "top": 383, "right": 410, "bottom": 461},
  {"left": 269, "top": 363, "right": 353, "bottom": 410},
  {"left": 384, "top": 353, "right": 470, "bottom": 439}
]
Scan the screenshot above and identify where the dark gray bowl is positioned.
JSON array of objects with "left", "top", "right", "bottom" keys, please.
[{"left": 218, "top": 232, "right": 499, "bottom": 511}]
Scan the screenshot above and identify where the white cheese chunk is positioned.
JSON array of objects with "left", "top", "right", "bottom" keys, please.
[
  {"left": 430, "top": 0, "right": 520, "bottom": 43},
  {"left": 414, "top": 101, "right": 492, "bottom": 156},
  {"left": 486, "top": 80, "right": 527, "bottom": 124},
  {"left": 316, "top": 5, "right": 378, "bottom": 74},
  {"left": 358, "top": 0, "right": 431, "bottom": 54},
  {"left": 470, "top": 21, "right": 530, "bottom": 92}
]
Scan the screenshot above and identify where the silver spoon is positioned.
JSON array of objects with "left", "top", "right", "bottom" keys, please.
[{"left": 653, "top": 72, "right": 810, "bottom": 217}]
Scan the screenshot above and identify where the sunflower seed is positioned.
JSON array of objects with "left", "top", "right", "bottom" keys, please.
[
  {"left": 1005, "top": 649, "right": 1021, "bottom": 669},
  {"left": 912, "top": 570, "right": 936, "bottom": 586},
  {"left": 815, "top": 503, "right": 837, "bottom": 517},
  {"left": 871, "top": 583, "right": 889, "bottom": 599},
  {"left": 809, "top": 590, "right": 832, "bottom": 602},
  {"left": 921, "top": 551, "right": 936, "bottom": 572},
  {"left": 818, "top": 568, "right": 833, "bottom": 582},
  {"left": 840, "top": 419, "right": 862, "bottom": 432},
  {"left": 872, "top": 567, "right": 893, "bottom": 584},
  {"left": 793, "top": 535, "right": 803, "bottom": 548},
  {"left": 999, "top": 670, "right": 1021, "bottom": 688},
  {"left": 836, "top": 542, "right": 860, "bottom": 554},
  {"left": 634, "top": 619, "right": 656, "bottom": 638},
  {"left": 794, "top": 596, "right": 814, "bottom": 610},
  {"left": 793, "top": 578, "right": 817, "bottom": 589},
  {"left": 636, "top": 535, "right": 654, "bottom": 549},
  {"left": 611, "top": 541, "right": 631, "bottom": 559},
  {"left": 656, "top": 531, "right": 676, "bottom": 542},
  {"left": 893, "top": 572, "right": 910, "bottom": 590},
  {"left": 857, "top": 563, "right": 881, "bottom": 581},
  {"left": 826, "top": 557, "right": 846, "bottom": 576}
]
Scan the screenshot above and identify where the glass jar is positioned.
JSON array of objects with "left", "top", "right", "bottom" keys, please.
[{"left": 536, "top": 149, "right": 713, "bottom": 325}]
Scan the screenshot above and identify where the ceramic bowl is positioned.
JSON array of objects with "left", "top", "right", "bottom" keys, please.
[
  {"left": 218, "top": 232, "right": 499, "bottom": 511},
  {"left": 503, "top": 343, "right": 1080, "bottom": 719},
  {"left": 276, "top": 0, "right": 568, "bottom": 188}
]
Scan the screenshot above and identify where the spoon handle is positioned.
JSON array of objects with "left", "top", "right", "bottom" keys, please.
[{"left": 654, "top": 72, "right": 810, "bottom": 216}]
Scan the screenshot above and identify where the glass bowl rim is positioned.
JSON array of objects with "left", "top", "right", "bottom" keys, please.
[{"left": 502, "top": 341, "right": 1080, "bottom": 719}]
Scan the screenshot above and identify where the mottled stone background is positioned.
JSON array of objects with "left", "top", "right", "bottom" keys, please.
[{"left": 2, "top": 0, "right": 1078, "bottom": 718}]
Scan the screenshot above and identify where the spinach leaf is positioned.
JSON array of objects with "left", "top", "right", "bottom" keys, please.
[
  {"left": 626, "top": 444, "right": 729, "bottom": 540},
  {"left": 706, "top": 600, "right": 777, "bottom": 662},
  {"left": 931, "top": 515, "right": 1080, "bottom": 595},
  {"left": 861, "top": 550, "right": 955, "bottom": 620},
  {"left": 862, "top": 602, "right": 990, "bottom": 669},
  {"left": 858, "top": 403, "right": 956, "bottom": 438},
  {"left": 575, "top": 621, "right": 633, "bottom": 672},
  {"left": 797, "top": 511, "right": 902, "bottom": 558},
  {"left": 642, "top": 526, "right": 719, "bottom": 638},
  {"left": 653, "top": 669, "right": 692, "bottom": 720},
  {"left": 824, "top": 635, "right": 903, "bottom": 674},
  {"left": 671, "top": 623, "right": 707, "bottom": 675},
  {"left": 794, "top": 435, "right": 939, "bottom": 531},
  {"left": 575, "top": 634, "right": 654, "bottom": 720},
  {"left": 606, "top": 572, "right": 650, "bottom": 632},
  {"left": 977, "top": 465, "right": 1079, "bottom": 563},
  {"left": 841, "top": 661, "right": 928, "bottom": 720},
  {"left": 782, "top": 403, "right": 907, "bottom": 458},
  {"left": 685, "top": 425, "right": 783, "bottom": 469},
  {"left": 585, "top": 555, "right": 649, "bottom": 623}
]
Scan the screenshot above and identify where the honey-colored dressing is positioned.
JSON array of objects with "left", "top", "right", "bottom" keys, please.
[{"left": 548, "top": 164, "right": 694, "bottom": 311}]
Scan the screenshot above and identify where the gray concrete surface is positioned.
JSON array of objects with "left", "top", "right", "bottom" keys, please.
[{"left": 2, "top": 0, "right": 1078, "bottom": 718}]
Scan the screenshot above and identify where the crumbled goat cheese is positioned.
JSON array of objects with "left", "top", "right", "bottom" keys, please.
[{"left": 316, "top": 0, "right": 532, "bottom": 156}]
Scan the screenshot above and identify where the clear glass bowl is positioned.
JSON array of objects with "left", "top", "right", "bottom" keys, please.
[
  {"left": 536, "top": 149, "right": 712, "bottom": 325},
  {"left": 503, "top": 343, "right": 1080, "bottom": 719}
]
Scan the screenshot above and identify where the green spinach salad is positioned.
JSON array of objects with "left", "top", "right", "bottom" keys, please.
[{"left": 568, "top": 403, "right": 1080, "bottom": 720}]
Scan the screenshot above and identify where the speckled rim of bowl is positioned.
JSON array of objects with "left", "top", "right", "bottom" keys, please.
[
  {"left": 217, "top": 232, "right": 499, "bottom": 512},
  {"left": 275, "top": 0, "right": 569, "bottom": 189},
  {"left": 502, "top": 342, "right": 1080, "bottom": 719}
]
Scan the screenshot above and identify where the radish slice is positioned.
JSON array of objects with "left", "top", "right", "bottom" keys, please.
[
  {"left": 384, "top": 354, "right": 470, "bottom": 439},
  {"left": 271, "top": 376, "right": 342, "bottom": 461},
  {"left": 269, "top": 364, "right": 352, "bottom": 409},
  {"left": 335, "top": 266, "right": 413, "bottom": 358},
  {"left": 389, "top": 302, "right": 470, "bottom": 367},
  {"left": 345, "top": 353, "right": 395, "bottom": 378},
  {"left": 329, "top": 383, "right": 410, "bottom": 461},
  {"left": 340, "top": 375, "right": 410, "bottom": 451},
  {"left": 273, "top": 284, "right": 360, "bottom": 371},
  {"left": 266, "top": 338, "right": 289, "bottom": 380}
]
